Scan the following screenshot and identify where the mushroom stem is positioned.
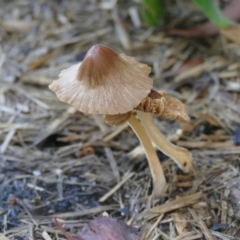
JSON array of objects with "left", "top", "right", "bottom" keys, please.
[
  {"left": 127, "top": 113, "right": 166, "bottom": 198},
  {"left": 137, "top": 111, "right": 194, "bottom": 173}
]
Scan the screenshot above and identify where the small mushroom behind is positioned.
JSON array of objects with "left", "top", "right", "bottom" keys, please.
[
  {"left": 49, "top": 44, "right": 167, "bottom": 198},
  {"left": 106, "top": 89, "right": 194, "bottom": 174},
  {"left": 136, "top": 90, "right": 194, "bottom": 174}
]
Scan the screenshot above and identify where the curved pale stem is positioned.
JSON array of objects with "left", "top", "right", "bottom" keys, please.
[
  {"left": 137, "top": 111, "right": 194, "bottom": 173},
  {"left": 127, "top": 113, "right": 166, "bottom": 198}
]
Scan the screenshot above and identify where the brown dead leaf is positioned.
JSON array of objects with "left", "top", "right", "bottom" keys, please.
[
  {"left": 56, "top": 216, "right": 141, "bottom": 240},
  {"left": 168, "top": 22, "right": 219, "bottom": 38},
  {"left": 55, "top": 218, "right": 78, "bottom": 240}
]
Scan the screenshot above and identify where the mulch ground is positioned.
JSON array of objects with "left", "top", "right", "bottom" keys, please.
[{"left": 0, "top": 0, "right": 240, "bottom": 239}]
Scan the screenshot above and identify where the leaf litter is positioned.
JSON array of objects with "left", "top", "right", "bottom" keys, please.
[{"left": 0, "top": 0, "right": 240, "bottom": 239}]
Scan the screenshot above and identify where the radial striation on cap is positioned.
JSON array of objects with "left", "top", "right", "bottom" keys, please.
[{"left": 49, "top": 44, "right": 153, "bottom": 115}]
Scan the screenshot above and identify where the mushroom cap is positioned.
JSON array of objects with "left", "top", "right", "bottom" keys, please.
[{"left": 49, "top": 44, "right": 153, "bottom": 115}]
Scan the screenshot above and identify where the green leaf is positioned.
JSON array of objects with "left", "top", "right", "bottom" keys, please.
[
  {"left": 193, "top": 0, "right": 233, "bottom": 29},
  {"left": 141, "top": 0, "right": 165, "bottom": 27}
]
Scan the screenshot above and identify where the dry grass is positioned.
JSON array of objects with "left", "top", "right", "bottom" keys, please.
[{"left": 0, "top": 0, "right": 240, "bottom": 239}]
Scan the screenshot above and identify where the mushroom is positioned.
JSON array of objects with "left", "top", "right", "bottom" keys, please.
[
  {"left": 135, "top": 90, "right": 194, "bottom": 174},
  {"left": 49, "top": 44, "right": 194, "bottom": 198}
]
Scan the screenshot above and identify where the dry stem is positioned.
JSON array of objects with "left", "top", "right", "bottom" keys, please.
[{"left": 137, "top": 112, "right": 194, "bottom": 173}]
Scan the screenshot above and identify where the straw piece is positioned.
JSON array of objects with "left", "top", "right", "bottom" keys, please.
[
  {"left": 188, "top": 208, "right": 214, "bottom": 240},
  {"left": 42, "top": 231, "right": 53, "bottom": 240},
  {"left": 145, "top": 192, "right": 202, "bottom": 217},
  {"left": 50, "top": 205, "right": 117, "bottom": 219},
  {"left": 99, "top": 172, "right": 135, "bottom": 202}
]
